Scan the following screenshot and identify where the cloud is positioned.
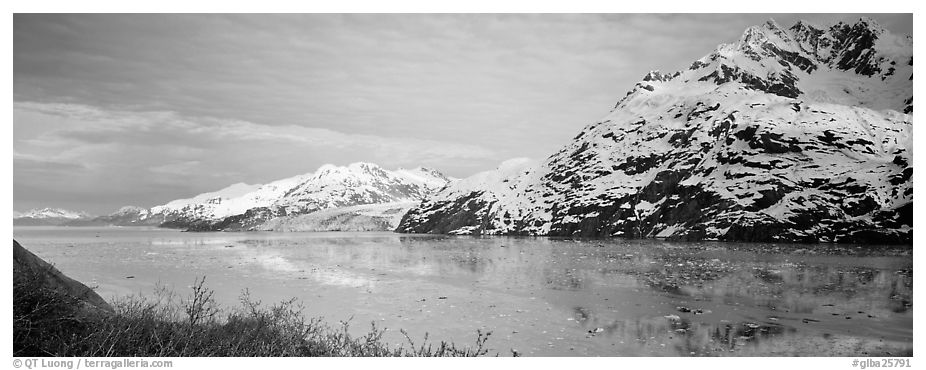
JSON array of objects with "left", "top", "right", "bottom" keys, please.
[
  {"left": 16, "top": 101, "right": 497, "bottom": 161},
  {"left": 14, "top": 151, "right": 87, "bottom": 173},
  {"left": 13, "top": 101, "right": 499, "bottom": 212},
  {"left": 148, "top": 160, "right": 202, "bottom": 176}
]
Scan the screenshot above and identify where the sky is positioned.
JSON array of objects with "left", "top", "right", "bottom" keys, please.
[{"left": 13, "top": 13, "right": 913, "bottom": 214}]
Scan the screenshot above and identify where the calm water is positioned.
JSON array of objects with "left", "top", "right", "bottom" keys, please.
[{"left": 13, "top": 226, "right": 913, "bottom": 356}]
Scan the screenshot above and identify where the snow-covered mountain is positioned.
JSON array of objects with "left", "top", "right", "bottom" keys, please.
[
  {"left": 13, "top": 208, "right": 93, "bottom": 226},
  {"left": 398, "top": 18, "right": 912, "bottom": 244},
  {"left": 150, "top": 182, "right": 264, "bottom": 222},
  {"left": 14, "top": 163, "right": 451, "bottom": 231},
  {"left": 64, "top": 206, "right": 163, "bottom": 227},
  {"left": 152, "top": 162, "right": 453, "bottom": 231},
  {"left": 18, "top": 208, "right": 91, "bottom": 219}
]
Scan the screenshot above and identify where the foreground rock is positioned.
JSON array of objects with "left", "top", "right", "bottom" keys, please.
[
  {"left": 13, "top": 240, "right": 113, "bottom": 313},
  {"left": 398, "top": 19, "right": 912, "bottom": 244}
]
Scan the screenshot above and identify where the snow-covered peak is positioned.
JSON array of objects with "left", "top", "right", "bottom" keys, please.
[
  {"left": 394, "top": 166, "right": 455, "bottom": 189},
  {"left": 314, "top": 163, "right": 340, "bottom": 176},
  {"left": 298, "top": 162, "right": 449, "bottom": 189},
  {"left": 739, "top": 25, "right": 770, "bottom": 47},
  {"left": 153, "top": 182, "right": 260, "bottom": 211},
  {"left": 441, "top": 157, "right": 537, "bottom": 195},
  {"left": 736, "top": 19, "right": 800, "bottom": 53},
  {"left": 789, "top": 19, "right": 825, "bottom": 40},
  {"left": 278, "top": 162, "right": 453, "bottom": 211},
  {"left": 148, "top": 162, "right": 453, "bottom": 222},
  {"left": 616, "top": 18, "right": 911, "bottom": 113},
  {"left": 348, "top": 161, "right": 381, "bottom": 170},
  {"left": 308, "top": 162, "right": 388, "bottom": 181},
  {"left": 305, "top": 162, "right": 380, "bottom": 183},
  {"left": 17, "top": 207, "right": 91, "bottom": 220},
  {"left": 852, "top": 17, "right": 886, "bottom": 34},
  {"left": 104, "top": 206, "right": 156, "bottom": 220},
  {"left": 642, "top": 70, "right": 671, "bottom": 82},
  {"left": 349, "top": 161, "right": 389, "bottom": 176},
  {"left": 763, "top": 18, "right": 785, "bottom": 31}
]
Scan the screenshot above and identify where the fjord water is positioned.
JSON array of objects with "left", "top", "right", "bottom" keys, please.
[{"left": 14, "top": 226, "right": 912, "bottom": 356}]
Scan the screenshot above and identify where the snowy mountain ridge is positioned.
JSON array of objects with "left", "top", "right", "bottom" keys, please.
[
  {"left": 152, "top": 162, "right": 453, "bottom": 231},
  {"left": 618, "top": 19, "right": 911, "bottom": 112},
  {"left": 15, "top": 208, "right": 91, "bottom": 220},
  {"left": 14, "top": 162, "right": 452, "bottom": 231},
  {"left": 13, "top": 208, "right": 94, "bottom": 226},
  {"left": 397, "top": 18, "right": 912, "bottom": 244}
]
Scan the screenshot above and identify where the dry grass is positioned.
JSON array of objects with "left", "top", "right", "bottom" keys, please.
[{"left": 14, "top": 270, "right": 494, "bottom": 357}]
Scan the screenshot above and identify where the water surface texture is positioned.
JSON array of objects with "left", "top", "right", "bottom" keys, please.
[{"left": 13, "top": 227, "right": 912, "bottom": 356}]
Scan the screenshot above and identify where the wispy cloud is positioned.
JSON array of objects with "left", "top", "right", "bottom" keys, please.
[
  {"left": 14, "top": 151, "right": 87, "bottom": 172},
  {"left": 16, "top": 101, "right": 496, "bottom": 161},
  {"left": 14, "top": 101, "right": 498, "bottom": 211}
]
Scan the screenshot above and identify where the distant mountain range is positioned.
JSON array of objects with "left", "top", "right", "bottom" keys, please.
[
  {"left": 14, "top": 19, "right": 912, "bottom": 244},
  {"left": 397, "top": 18, "right": 913, "bottom": 244},
  {"left": 12, "top": 208, "right": 93, "bottom": 226},
  {"left": 14, "top": 163, "right": 453, "bottom": 231}
]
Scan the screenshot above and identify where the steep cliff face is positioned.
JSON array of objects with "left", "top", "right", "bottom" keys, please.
[{"left": 398, "top": 19, "right": 912, "bottom": 244}]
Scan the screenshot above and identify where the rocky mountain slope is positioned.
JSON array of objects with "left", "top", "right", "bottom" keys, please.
[
  {"left": 154, "top": 162, "right": 452, "bottom": 231},
  {"left": 13, "top": 208, "right": 93, "bottom": 226},
  {"left": 398, "top": 18, "right": 912, "bottom": 244},
  {"left": 14, "top": 239, "right": 113, "bottom": 313}
]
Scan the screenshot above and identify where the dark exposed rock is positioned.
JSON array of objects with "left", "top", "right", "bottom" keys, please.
[
  {"left": 831, "top": 20, "right": 883, "bottom": 76},
  {"left": 13, "top": 240, "right": 113, "bottom": 314},
  {"left": 398, "top": 192, "right": 498, "bottom": 235},
  {"left": 699, "top": 64, "right": 801, "bottom": 98},
  {"left": 734, "top": 126, "right": 803, "bottom": 154},
  {"left": 613, "top": 154, "right": 662, "bottom": 175},
  {"left": 888, "top": 168, "right": 912, "bottom": 186}
]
